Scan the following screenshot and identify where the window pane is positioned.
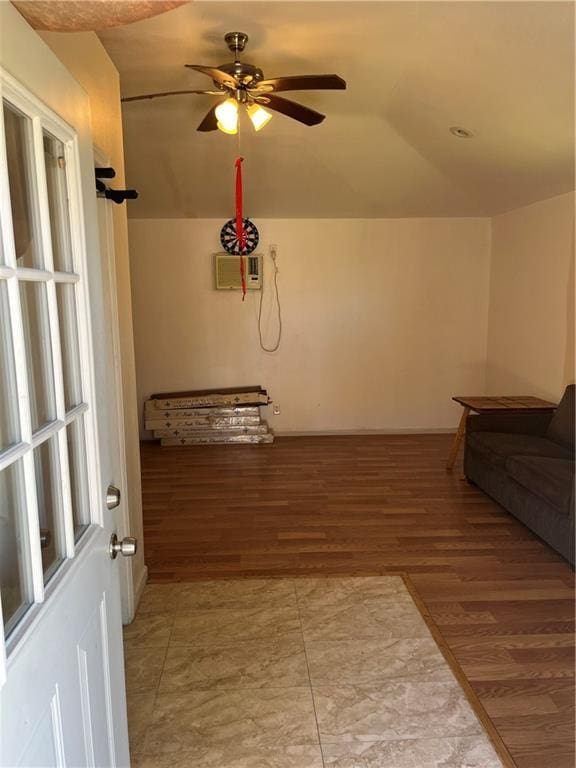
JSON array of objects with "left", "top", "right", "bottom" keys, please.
[
  {"left": 19, "top": 281, "right": 56, "bottom": 431},
  {"left": 56, "top": 283, "right": 82, "bottom": 410},
  {"left": 33, "top": 437, "right": 64, "bottom": 581},
  {"left": 67, "top": 417, "right": 90, "bottom": 540},
  {"left": 43, "top": 132, "right": 73, "bottom": 272},
  {"left": 3, "top": 101, "right": 42, "bottom": 269},
  {"left": 0, "top": 281, "right": 20, "bottom": 450},
  {"left": 0, "top": 460, "right": 31, "bottom": 637}
]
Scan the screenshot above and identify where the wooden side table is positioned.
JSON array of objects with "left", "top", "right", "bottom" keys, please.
[{"left": 446, "top": 395, "right": 557, "bottom": 471}]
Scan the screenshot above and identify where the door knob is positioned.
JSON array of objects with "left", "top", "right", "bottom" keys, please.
[
  {"left": 109, "top": 533, "right": 137, "bottom": 559},
  {"left": 106, "top": 485, "right": 121, "bottom": 510}
]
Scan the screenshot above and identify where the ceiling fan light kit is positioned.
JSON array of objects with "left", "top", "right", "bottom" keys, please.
[
  {"left": 213, "top": 97, "right": 273, "bottom": 135},
  {"left": 246, "top": 103, "right": 273, "bottom": 132},
  {"left": 215, "top": 98, "right": 239, "bottom": 134},
  {"left": 121, "top": 31, "right": 347, "bottom": 134}
]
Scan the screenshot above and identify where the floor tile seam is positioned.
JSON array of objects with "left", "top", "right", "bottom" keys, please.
[
  {"left": 318, "top": 725, "right": 486, "bottom": 747},
  {"left": 127, "top": 644, "right": 171, "bottom": 651},
  {"left": 128, "top": 644, "right": 171, "bottom": 754},
  {"left": 127, "top": 613, "right": 177, "bottom": 645},
  {"left": 319, "top": 731, "right": 496, "bottom": 748},
  {"left": 131, "top": 741, "right": 326, "bottom": 760},
  {"left": 302, "top": 632, "right": 437, "bottom": 644},
  {"left": 307, "top": 678, "right": 483, "bottom": 692},
  {"left": 151, "top": 643, "right": 172, "bottom": 710},
  {"left": 291, "top": 577, "right": 326, "bottom": 766},
  {"left": 167, "top": 631, "right": 304, "bottom": 645},
  {"left": 304, "top": 635, "right": 454, "bottom": 683},
  {"left": 170, "top": 601, "right": 301, "bottom": 614},
  {"left": 160, "top": 635, "right": 439, "bottom": 651},
  {"left": 163, "top": 644, "right": 305, "bottom": 653},
  {"left": 138, "top": 739, "right": 323, "bottom": 755},
  {"left": 156, "top": 683, "right": 319, "bottom": 694},
  {"left": 308, "top": 673, "right": 456, "bottom": 687},
  {"left": 131, "top": 611, "right": 175, "bottom": 619},
  {"left": 151, "top": 684, "right": 316, "bottom": 696}
]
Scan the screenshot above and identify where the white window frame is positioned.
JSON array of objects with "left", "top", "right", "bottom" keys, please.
[{"left": 0, "top": 69, "right": 104, "bottom": 668}]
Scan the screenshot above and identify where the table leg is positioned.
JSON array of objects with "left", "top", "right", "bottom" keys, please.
[{"left": 446, "top": 406, "right": 470, "bottom": 471}]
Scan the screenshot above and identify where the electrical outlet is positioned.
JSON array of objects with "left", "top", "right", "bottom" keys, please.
[{"left": 273, "top": 404, "right": 281, "bottom": 415}]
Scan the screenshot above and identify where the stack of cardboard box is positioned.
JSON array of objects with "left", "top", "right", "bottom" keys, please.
[{"left": 144, "top": 386, "right": 274, "bottom": 445}]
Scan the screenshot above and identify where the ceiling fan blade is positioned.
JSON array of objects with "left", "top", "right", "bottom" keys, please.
[
  {"left": 121, "top": 89, "right": 221, "bottom": 103},
  {"left": 185, "top": 64, "right": 236, "bottom": 87},
  {"left": 197, "top": 100, "right": 226, "bottom": 132},
  {"left": 254, "top": 74, "right": 346, "bottom": 93},
  {"left": 256, "top": 94, "right": 325, "bottom": 126}
]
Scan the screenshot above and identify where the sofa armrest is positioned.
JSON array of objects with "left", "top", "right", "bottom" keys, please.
[{"left": 466, "top": 411, "right": 553, "bottom": 436}]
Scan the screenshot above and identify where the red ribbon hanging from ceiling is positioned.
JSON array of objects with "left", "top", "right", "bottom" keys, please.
[{"left": 235, "top": 156, "right": 247, "bottom": 301}]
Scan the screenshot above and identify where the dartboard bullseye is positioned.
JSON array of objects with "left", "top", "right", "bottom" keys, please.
[{"left": 220, "top": 218, "right": 259, "bottom": 255}]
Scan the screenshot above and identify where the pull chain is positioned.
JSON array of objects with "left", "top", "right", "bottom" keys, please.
[
  {"left": 235, "top": 156, "right": 246, "bottom": 300},
  {"left": 235, "top": 104, "right": 247, "bottom": 300},
  {"left": 236, "top": 103, "right": 242, "bottom": 155}
]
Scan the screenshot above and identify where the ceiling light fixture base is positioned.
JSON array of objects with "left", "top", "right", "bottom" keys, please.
[{"left": 225, "top": 32, "right": 249, "bottom": 55}]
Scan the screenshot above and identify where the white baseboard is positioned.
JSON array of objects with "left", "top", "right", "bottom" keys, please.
[{"left": 275, "top": 428, "right": 456, "bottom": 436}]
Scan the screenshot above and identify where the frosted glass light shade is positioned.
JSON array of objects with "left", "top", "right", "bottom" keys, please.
[
  {"left": 247, "top": 103, "right": 273, "bottom": 131},
  {"left": 215, "top": 99, "right": 238, "bottom": 134}
]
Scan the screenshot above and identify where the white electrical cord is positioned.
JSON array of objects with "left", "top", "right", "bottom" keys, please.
[{"left": 258, "top": 245, "right": 282, "bottom": 352}]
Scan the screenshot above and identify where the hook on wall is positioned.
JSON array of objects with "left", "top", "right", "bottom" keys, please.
[{"left": 95, "top": 167, "right": 138, "bottom": 205}]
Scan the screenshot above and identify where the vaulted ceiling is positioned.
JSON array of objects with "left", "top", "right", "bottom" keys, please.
[{"left": 98, "top": 1, "right": 575, "bottom": 219}]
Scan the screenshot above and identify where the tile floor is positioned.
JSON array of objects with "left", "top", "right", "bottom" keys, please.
[{"left": 124, "top": 576, "right": 504, "bottom": 767}]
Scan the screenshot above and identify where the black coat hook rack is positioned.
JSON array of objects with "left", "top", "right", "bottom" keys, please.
[{"left": 95, "top": 167, "right": 138, "bottom": 205}]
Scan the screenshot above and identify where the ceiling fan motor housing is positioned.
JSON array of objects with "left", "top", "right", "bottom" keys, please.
[{"left": 217, "top": 61, "right": 264, "bottom": 88}]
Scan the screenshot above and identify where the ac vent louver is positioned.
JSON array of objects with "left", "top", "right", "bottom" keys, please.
[{"left": 215, "top": 253, "right": 262, "bottom": 290}]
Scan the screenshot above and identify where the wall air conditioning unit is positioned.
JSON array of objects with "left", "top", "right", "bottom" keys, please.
[{"left": 215, "top": 253, "right": 262, "bottom": 291}]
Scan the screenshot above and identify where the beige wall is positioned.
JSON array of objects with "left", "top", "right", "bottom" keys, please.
[
  {"left": 40, "top": 31, "right": 145, "bottom": 602},
  {"left": 486, "top": 192, "right": 575, "bottom": 401},
  {"left": 128, "top": 218, "right": 491, "bottom": 435}
]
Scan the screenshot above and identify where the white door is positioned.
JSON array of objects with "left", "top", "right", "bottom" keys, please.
[{"left": 0, "top": 5, "right": 131, "bottom": 767}]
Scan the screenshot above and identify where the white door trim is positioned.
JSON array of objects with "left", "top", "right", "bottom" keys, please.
[{"left": 94, "top": 145, "right": 135, "bottom": 623}]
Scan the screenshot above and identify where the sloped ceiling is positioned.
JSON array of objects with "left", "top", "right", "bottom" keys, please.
[
  {"left": 13, "top": 1, "right": 187, "bottom": 31},
  {"left": 98, "top": 1, "right": 575, "bottom": 218}
]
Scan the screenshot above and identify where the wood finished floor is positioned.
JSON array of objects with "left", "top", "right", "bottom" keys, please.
[{"left": 140, "top": 435, "right": 575, "bottom": 768}]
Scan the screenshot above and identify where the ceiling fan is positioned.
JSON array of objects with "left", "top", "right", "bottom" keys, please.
[{"left": 121, "top": 31, "right": 346, "bottom": 134}]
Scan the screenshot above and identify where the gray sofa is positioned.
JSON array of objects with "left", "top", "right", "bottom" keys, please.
[{"left": 464, "top": 385, "right": 575, "bottom": 565}]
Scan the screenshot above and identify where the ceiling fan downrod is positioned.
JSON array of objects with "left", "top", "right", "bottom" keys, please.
[
  {"left": 218, "top": 32, "right": 264, "bottom": 87},
  {"left": 224, "top": 31, "right": 248, "bottom": 60}
]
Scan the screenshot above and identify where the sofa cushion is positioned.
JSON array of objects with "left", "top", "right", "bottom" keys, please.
[
  {"left": 467, "top": 431, "right": 572, "bottom": 468},
  {"left": 546, "top": 384, "right": 575, "bottom": 451},
  {"left": 506, "top": 455, "right": 575, "bottom": 516}
]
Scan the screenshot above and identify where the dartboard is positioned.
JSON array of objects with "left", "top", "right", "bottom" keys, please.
[{"left": 220, "top": 218, "right": 259, "bottom": 255}]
